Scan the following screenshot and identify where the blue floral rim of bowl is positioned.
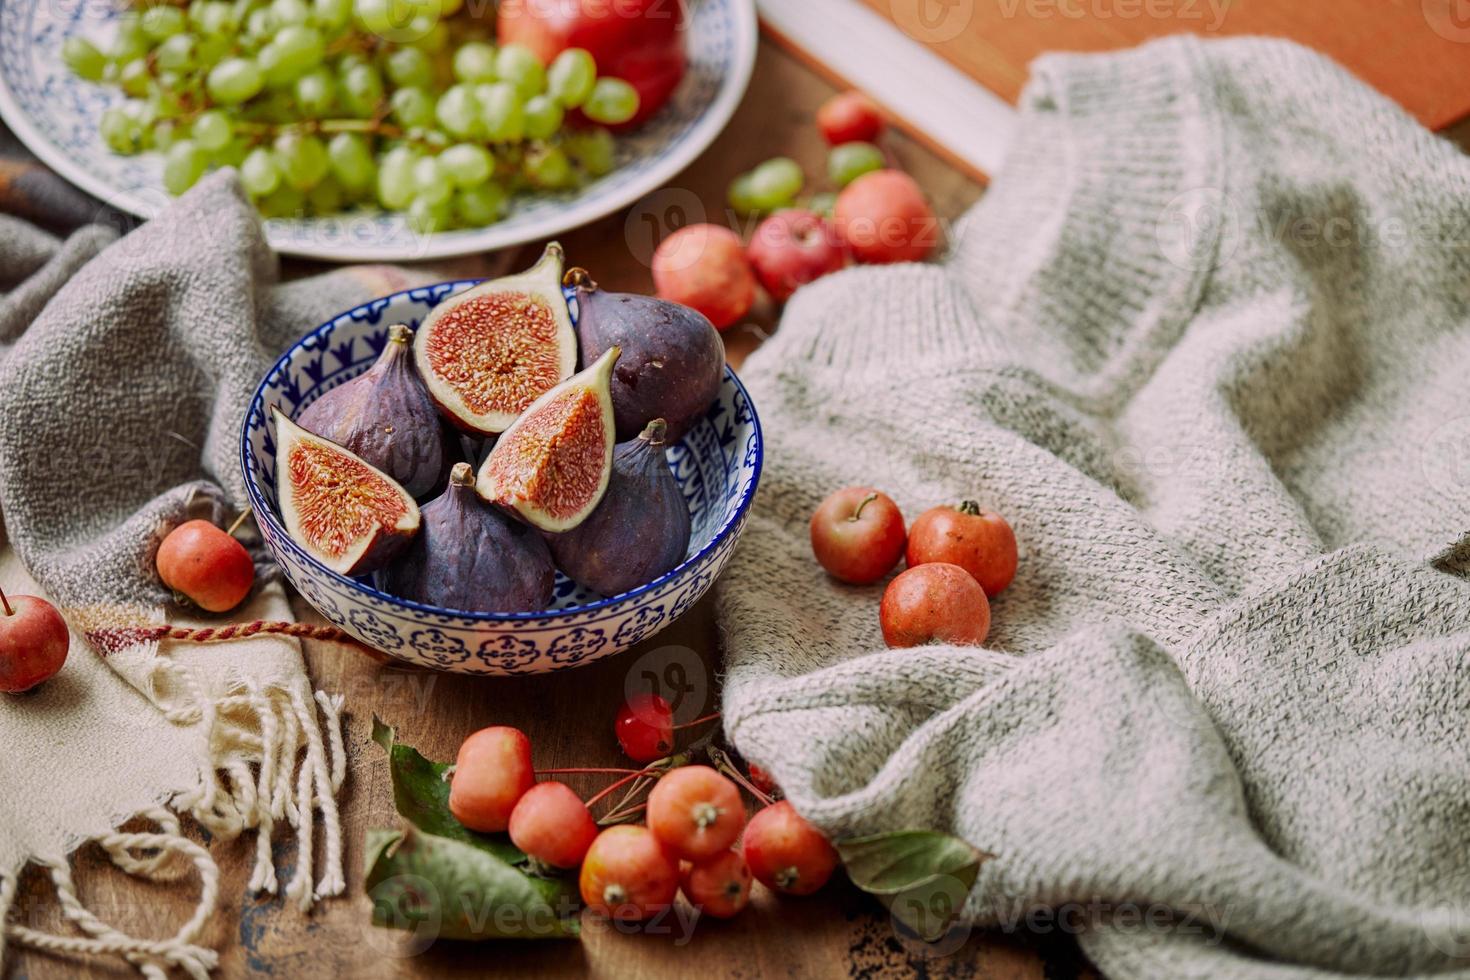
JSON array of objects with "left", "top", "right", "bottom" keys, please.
[{"left": 239, "top": 280, "right": 763, "bottom": 623}]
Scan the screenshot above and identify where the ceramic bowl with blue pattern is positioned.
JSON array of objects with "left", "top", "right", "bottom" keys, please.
[
  {"left": 240, "top": 281, "right": 762, "bottom": 675},
  {"left": 0, "top": 0, "right": 756, "bottom": 261}
]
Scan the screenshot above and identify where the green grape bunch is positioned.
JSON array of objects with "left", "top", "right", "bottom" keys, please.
[{"left": 66, "top": 0, "right": 639, "bottom": 232}]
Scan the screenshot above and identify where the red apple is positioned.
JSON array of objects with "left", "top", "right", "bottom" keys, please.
[
  {"left": 0, "top": 587, "right": 69, "bottom": 693},
  {"left": 817, "top": 91, "right": 885, "bottom": 146},
  {"left": 834, "top": 170, "right": 940, "bottom": 265},
  {"left": 746, "top": 209, "right": 847, "bottom": 303},
  {"left": 497, "top": 0, "right": 687, "bottom": 128},
  {"left": 652, "top": 223, "right": 757, "bottom": 330},
  {"left": 809, "top": 487, "right": 906, "bottom": 585}
]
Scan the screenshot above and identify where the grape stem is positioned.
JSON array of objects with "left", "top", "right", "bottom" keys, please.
[{"left": 230, "top": 118, "right": 406, "bottom": 140}]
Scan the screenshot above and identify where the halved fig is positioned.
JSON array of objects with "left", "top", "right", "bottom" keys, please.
[
  {"left": 475, "top": 346, "right": 620, "bottom": 533},
  {"left": 297, "top": 323, "right": 451, "bottom": 499},
  {"left": 273, "top": 408, "right": 421, "bottom": 576},
  {"left": 414, "top": 243, "right": 577, "bottom": 436}
]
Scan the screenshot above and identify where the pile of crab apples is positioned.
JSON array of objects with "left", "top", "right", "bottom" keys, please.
[
  {"left": 447, "top": 701, "right": 838, "bottom": 924},
  {"left": 809, "top": 488, "right": 1017, "bottom": 648}
]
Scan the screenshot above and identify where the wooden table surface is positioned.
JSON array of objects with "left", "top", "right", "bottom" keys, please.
[{"left": 6, "top": 36, "right": 1103, "bottom": 980}]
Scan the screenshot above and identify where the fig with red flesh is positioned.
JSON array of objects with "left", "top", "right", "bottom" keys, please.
[
  {"left": 297, "top": 323, "right": 450, "bottom": 498},
  {"left": 574, "top": 282, "right": 725, "bottom": 442},
  {"left": 476, "top": 346, "right": 620, "bottom": 533},
  {"left": 549, "top": 418, "right": 691, "bottom": 597},
  {"left": 273, "top": 408, "right": 421, "bottom": 576},
  {"left": 414, "top": 243, "right": 577, "bottom": 436},
  {"left": 384, "top": 463, "right": 555, "bottom": 613}
]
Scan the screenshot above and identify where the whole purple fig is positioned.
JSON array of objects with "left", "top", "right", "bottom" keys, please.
[
  {"left": 549, "top": 419, "right": 692, "bottom": 597},
  {"left": 297, "top": 323, "right": 449, "bottom": 498},
  {"left": 384, "top": 463, "right": 555, "bottom": 613},
  {"left": 574, "top": 284, "right": 725, "bottom": 442}
]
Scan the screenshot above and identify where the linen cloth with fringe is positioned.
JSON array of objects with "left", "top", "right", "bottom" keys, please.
[{"left": 0, "top": 166, "right": 429, "bottom": 977}]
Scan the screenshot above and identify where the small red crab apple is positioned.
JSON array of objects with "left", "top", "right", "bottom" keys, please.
[
  {"left": 156, "top": 519, "right": 255, "bottom": 613},
  {"left": 0, "top": 586, "right": 69, "bottom": 693},
  {"left": 647, "top": 764, "right": 747, "bottom": 861},
  {"left": 742, "top": 801, "right": 839, "bottom": 896},
  {"left": 580, "top": 825, "right": 680, "bottom": 922},
  {"left": 680, "top": 848, "right": 753, "bottom": 919},
  {"left": 508, "top": 781, "right": 599, "bottom": 869},
  {"left": 615, "top": 692, "right": 675, "bottom": 763},
  {"left": 448, "top": 726, "right": 535, "bottom": 832},
  {"left": 809, "top": 487, "right": 907, "bottom": 585},
  {"left": 880, "top": 562, "right": 990, "bottom": 648},
  {"left": 817, "top": 91, "right": 886, "bottom": 146}
]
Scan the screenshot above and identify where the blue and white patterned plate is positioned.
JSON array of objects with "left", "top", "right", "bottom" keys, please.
[
  {"left": 240, "top": 280, "right": 762, "bottom": 675},
  {"left": 0, "top": 0, "right": 755, "bottom": 261}
]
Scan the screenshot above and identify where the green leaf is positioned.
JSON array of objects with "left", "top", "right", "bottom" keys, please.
[
  {"left": 364, "top": 826, "right": 580, "bottom": 941},
  {"left": 837, "top": 830, "right": 991, "bottom": 942},
  {"left": 371, "top": 715, "right": 524, "bottom": 864}
]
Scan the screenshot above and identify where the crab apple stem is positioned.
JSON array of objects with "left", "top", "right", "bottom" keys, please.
[
  {"left": 672, "top": 712, "right": 721, "bottom": 731},
  {"left": 225, "top": 507, "right": 254, "bottom": 538},
  {"left": 583, "top": 754, "right": 685, "bottom": 810},
  {"left": 849, "top": 492, "right": 879, "bottom": 522},
  {"left": 729, "top": 768, "right": 774, "bottom": 807},
  {"left": 607, "top": 772, "right": 656, "bottom": 816},
  {"left": 957, "top": 500, "right": 982, "bottom": 516},
  {"left": 0, "top": 587, "right": 12, "bottom": 617},
  {"left": 535, "top": 767, "right": 642, "bottom": 777},
  {"left": 708, "top": 746, "right": 774, "bottom": 806},
  {"left": 584, "top": 771, "right": 647, "bottom": 810},
  {"left": 598, "top": 801, "right": 648, "bottom": 826}
]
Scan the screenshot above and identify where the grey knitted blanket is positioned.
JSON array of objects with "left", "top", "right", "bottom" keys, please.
[{"left": 718, "top": 36, "right": 1470, "bottom": 979}]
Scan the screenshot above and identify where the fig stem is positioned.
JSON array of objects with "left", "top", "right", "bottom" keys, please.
[
  {"left": 641, "top": 418, "right": 668, "bottom": 446},
  {"left": 563, "top": 266, "right": 598, "bottom": 291},
  {"left": 957, "top": 500, "right": 982, "bottom": 516},
  {"left": 226, "top": 508, "right": 253, "bottom": 538},
  {"left": 0, "top": 587, "right": 12, "bottom": 617},
  {"left": 849, "top": 492, "right": 880, "bottom": 522},
  {"left": 672, "top": 711, "right": 720, "bottom": 731}
]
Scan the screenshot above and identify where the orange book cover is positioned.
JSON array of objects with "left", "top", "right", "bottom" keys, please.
[{"left": 866, "top": 0, "right": 1470, "bottom": 131}]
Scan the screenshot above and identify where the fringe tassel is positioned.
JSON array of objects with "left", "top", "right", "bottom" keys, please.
[
  {"left": 9, "top": 608, "right": 354, "bottom": 978},
  {"left": 0, "top": 811, "right": 221, "bottom": 980}
]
